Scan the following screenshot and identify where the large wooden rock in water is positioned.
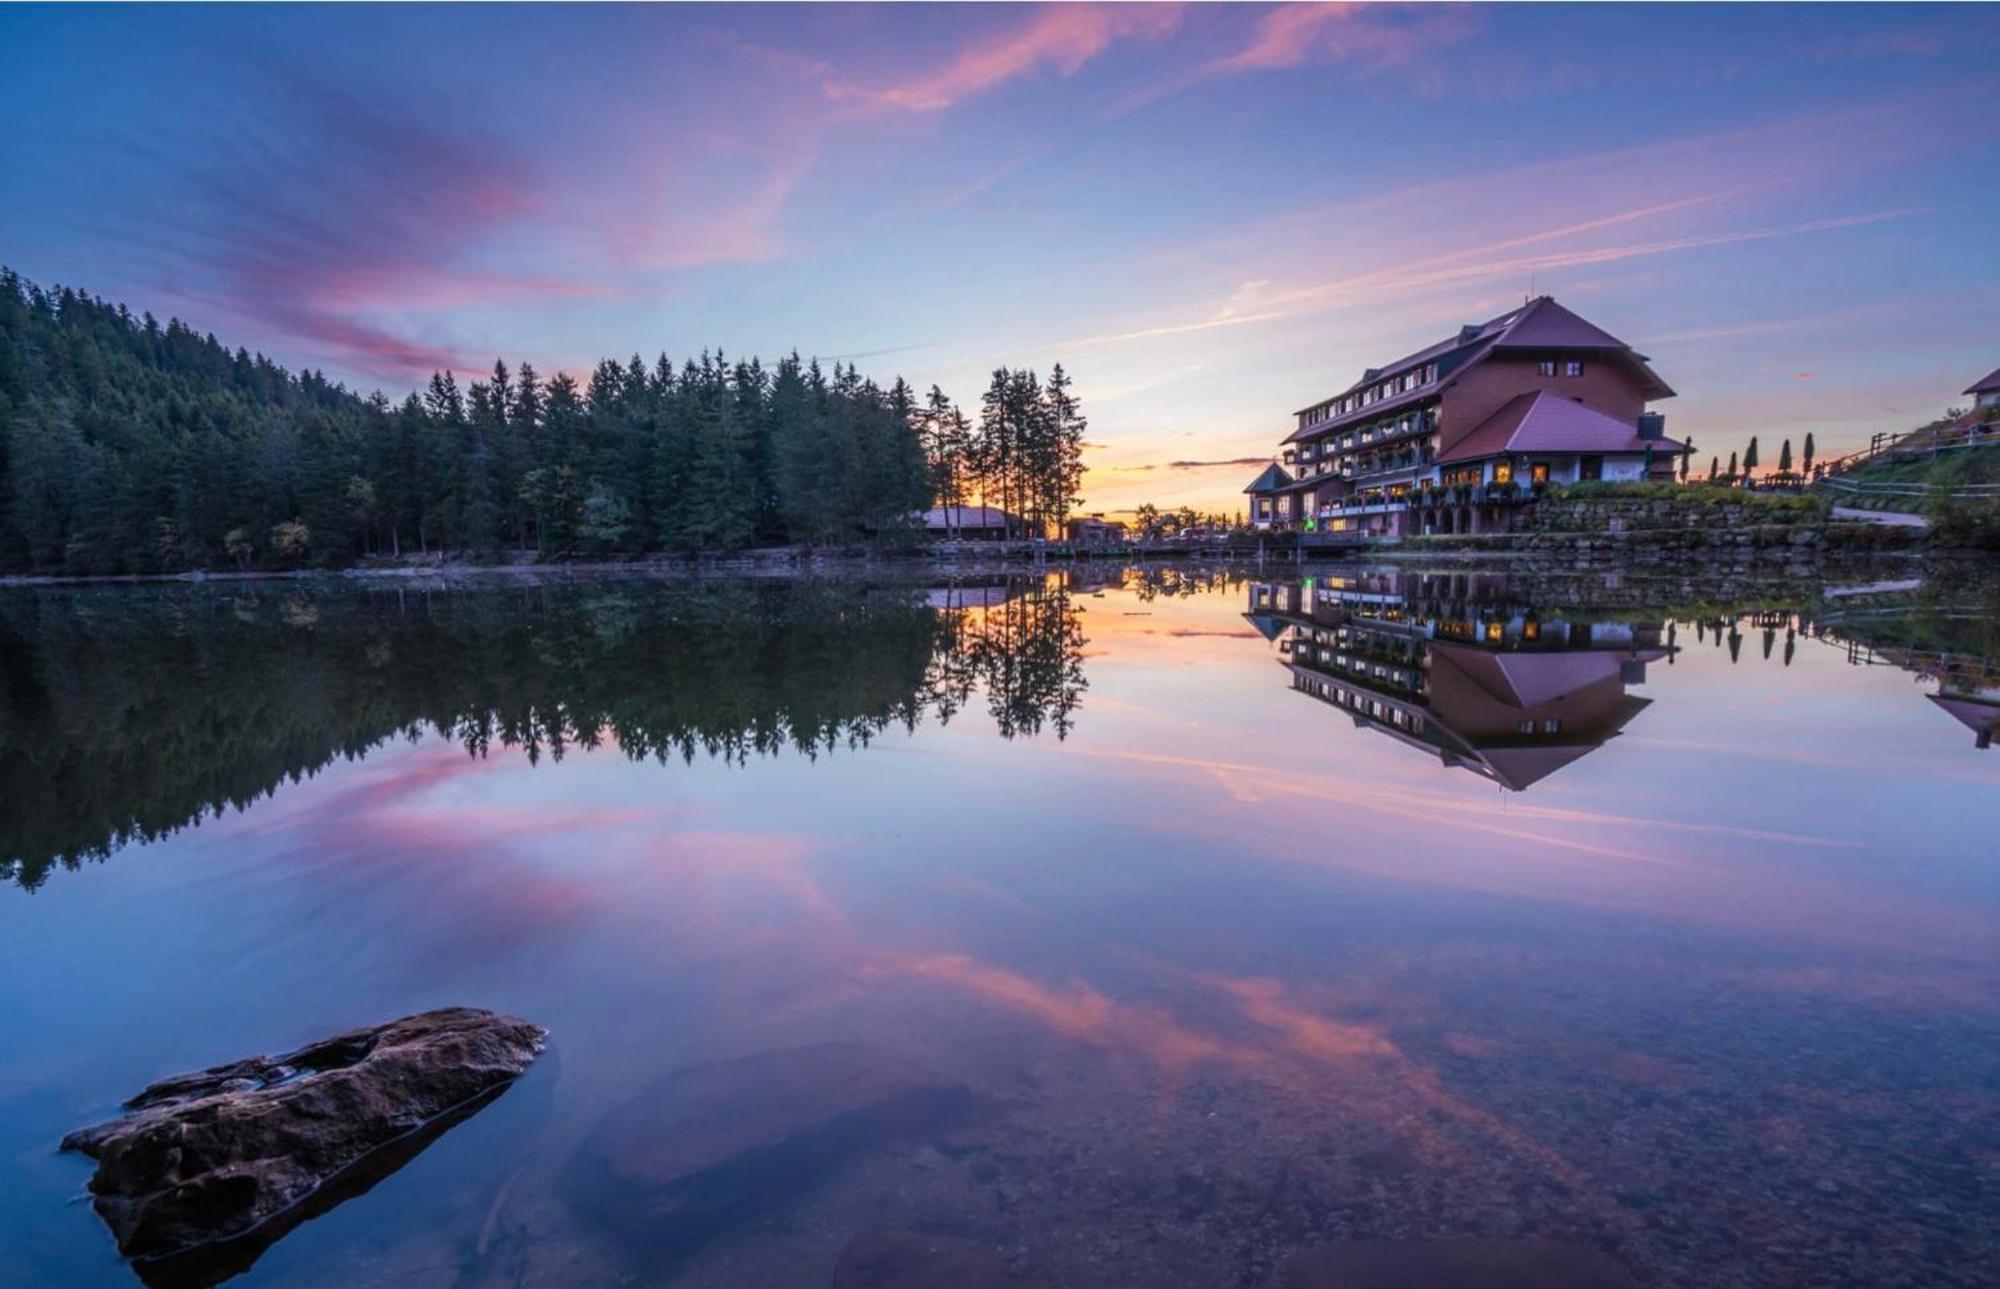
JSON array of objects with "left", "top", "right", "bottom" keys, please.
[
  {"left": 62, "top": 1007, "right": 546, "bottom": 1284},
  {"left": 566, "top": 1041, "right": 981, "bottom": 1259}
]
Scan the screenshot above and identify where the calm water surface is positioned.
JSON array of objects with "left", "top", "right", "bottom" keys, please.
[{"left": 0, "top": 566, "right": 1995, "bottom": 1287}]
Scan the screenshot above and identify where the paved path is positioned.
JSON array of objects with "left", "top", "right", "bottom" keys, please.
[{"left": 1832, "top": 505, "right": 1930, "bottom": 528}]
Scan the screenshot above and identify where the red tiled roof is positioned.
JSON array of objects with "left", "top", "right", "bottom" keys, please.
[
  {"left": 1436, "top": 391, "right": 1687, "bottom": 464},
  {"left": 1471, "top": 744, "right": 1613, "bottom": 793},
  {"left": 1487, "top": 297, "right": 1633, "bottom": 352},
  {"left": 1964, "top": 367, "right": 2000, "bottom": 396}
]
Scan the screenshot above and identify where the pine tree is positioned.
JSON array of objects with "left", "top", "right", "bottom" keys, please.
[
  {"left": 767, "top": 354, "right": 820, "bottom": 544},
  {"left": 977, "top": 370, "right": 1014, "bottom": 537},
  {"left": 1042, "top": 363, "right": 1087, "bottom": 533}
]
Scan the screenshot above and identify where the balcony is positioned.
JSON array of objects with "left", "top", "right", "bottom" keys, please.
[
  {"left": 1349, "top": 448, "right": 1435, "bottom": 480},
  {"left": 1304, "top": 406, "right": 1437, "bottom": 460},
  {"left": 1416, "top": 482, "right": 1544, "bottom": 507}
]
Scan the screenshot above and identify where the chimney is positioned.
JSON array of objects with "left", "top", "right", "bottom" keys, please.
[{"left": 1637, "top": 411, "right": 1666, "bottom": 440}]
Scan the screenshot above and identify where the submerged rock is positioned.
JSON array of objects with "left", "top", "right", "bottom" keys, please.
[
  {"left": 566, "top": 1041, "right": 983, "bottom": 1260},
  {"left": 1284, "top": 1237, "right": 1640, "bottom": 1288},
  {"left": 62, "top": 1007, "right": 546, "bottom": 1286},
  {"left": 833, "top": 1228, "right": 1040, "bottom": 1289}
]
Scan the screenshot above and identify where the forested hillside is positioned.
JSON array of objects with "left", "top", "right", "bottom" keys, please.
[{"left": 0, "top": 271, "right": 1089, "bottom": 575}]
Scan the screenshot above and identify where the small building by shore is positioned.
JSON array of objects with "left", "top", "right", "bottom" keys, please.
[
  {"left": 1066, "top": 514, "right": 1128, "bottom": 546},
  {"left": 922, "top": 505, "right": 1017, "bottom": 540}
]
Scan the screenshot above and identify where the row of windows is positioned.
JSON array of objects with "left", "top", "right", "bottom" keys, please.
[
  {"left": 1299, "top": 678, "right": 1427, "bottom": 734},
  {"left": 1301, "top": 355, "right": 1581, "bottom": 433},
  {"left": 1301, "top": 363, "right": 1439, "bottom": 426}
]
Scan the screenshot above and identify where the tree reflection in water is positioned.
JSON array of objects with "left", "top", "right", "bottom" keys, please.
[{"left": 0, "top": 576, "right": 1089, "bottom": 891}]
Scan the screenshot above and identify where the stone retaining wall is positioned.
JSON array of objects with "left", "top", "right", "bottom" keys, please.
[{"left": 1525, "top": 497, "right": 1821, "bottom": 534}]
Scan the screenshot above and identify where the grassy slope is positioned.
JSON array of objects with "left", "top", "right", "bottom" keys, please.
[{"left": 1821, "top": 442, "right": 2000, "bottom": 514}]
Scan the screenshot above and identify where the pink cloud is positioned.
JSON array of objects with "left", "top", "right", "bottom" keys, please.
[
  {"left": 829, "top": 3, "right": 1185, "bottom": 113},
  {"left": 1206, "top": 1, "right": 1466, "bottom": 76},
  {"left": 1114, "top": 2, "right": 1479, "bottom": 113},
  {"left": 601, "top": 148, "right": 810, "bottom": 273},
  {"left": 121, "top": 77, "right": 621, "bottom": 384}
]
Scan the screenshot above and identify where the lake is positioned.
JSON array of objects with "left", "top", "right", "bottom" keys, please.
[{"left": 1, "top": 565, "right": 1995, "bottom": 1287}]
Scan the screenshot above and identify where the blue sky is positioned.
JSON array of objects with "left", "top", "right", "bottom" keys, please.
[{"left": 3, "top": 3, "right": 1996, "bottom": 512}]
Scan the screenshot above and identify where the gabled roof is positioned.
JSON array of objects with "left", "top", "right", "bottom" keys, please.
[
  {"left": 1242, "top": 612, "right": 1287, "bottom": 641},
  {"left": 1285, "top": 296, "right": 1675, "bottom": 441},
  {"left": 1488, "top": 297, "right": 1635, "bottom": 352},
  {"left": 1928, "top": 693, "right": 1999, "bottom": 735},
  {"left": 922, "top": 504, "right": 1013, "bottom": 529},
  {"left": 1469, "top": 743, "right": 1619, "bottom": 793},
  {"left": 1244, "top": 462, "right": 1293, "bottom": 494},
  {"left": 1965, "top": 367, "right": 2000, "bottom": 396},
  {"left": 1436, "top": 391, "right": 1687, "bottom": 464}
]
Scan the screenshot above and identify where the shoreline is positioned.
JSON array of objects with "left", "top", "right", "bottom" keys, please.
[{"left": 0, "top": 542, "right": 1964, "bottom": 590}]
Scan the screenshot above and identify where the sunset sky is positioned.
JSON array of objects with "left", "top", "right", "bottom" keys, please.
[{"left": 4, "top": 3, "right": 1997, "bottom": 516}]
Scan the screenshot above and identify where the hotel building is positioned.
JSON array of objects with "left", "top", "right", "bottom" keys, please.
[{"left": 1246, "top": 297, "right": 1684, "bottom": 538}]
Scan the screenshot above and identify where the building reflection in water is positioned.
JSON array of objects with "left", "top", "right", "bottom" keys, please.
[
  {"left": 1248, "top": 569, "right": 2000, "bottom": 778},
  {"left": 1813, "top": 585, "right": 2000, "bottom": 750},
  {"left": 1247, "top": 569, "right": 1672, "bottom": 791}
]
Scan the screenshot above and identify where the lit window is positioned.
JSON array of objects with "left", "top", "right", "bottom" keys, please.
[
  {"left": 1530, "top": 462, "right": 1551, "bottom": 484},
  {"left": 1493, "top": 460, "right": 1514, "bottom": 484}
]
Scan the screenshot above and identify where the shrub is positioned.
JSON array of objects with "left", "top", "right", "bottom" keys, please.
[
  {"left": 1546, "top": 481, "right": 1827, "bottom": 514},
  {"left": 1924, "top": 494, "right": 2000, "bottom": 550}
]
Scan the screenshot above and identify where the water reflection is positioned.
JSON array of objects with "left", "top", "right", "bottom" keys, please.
[
  {"left": 1815, "top": 579, "right": 2000, "bottom": 749},
  {"left": 0, "top": 576, "right": 1089, "bottom": 890},
  {"left": 1245, "top": 567, "right": 2000, "bottom": 789},
  {"left": 0, "top": 565, "right": 1995, "bottom": 1288},
  {"left": 6, "top": 569, "right": 1998, "bottom": 887},
  {"left": 1249, "top": 571, "right": 1670, "bottom": 791}
]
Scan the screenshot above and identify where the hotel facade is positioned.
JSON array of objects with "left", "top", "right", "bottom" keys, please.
[{"left": 1246, "top": 297, "right": 1684, "bottom": 537}]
